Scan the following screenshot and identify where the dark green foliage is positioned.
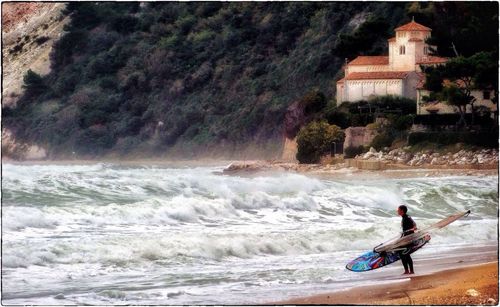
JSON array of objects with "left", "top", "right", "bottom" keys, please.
[
  {"left": 413, "top": 114, "right": 495, "bottom": 127},
  {"left": 407, "top": 2, "right": 498, "bottom": 57},
  {"left": 347, "top": 96, "right": 417, "bottom": 115},
  {"left": 370, "top": 133, "right": 394, "bottom": 151},
  {"left": 75, "top": 126, "right": 115, "bottom": 156},
  {"left": 408, "top": 131, "right": 498, "bottom": 148},
  {"left": 300, "top": 91, "right": 327, "bottom": 115},
  {"left": 35, "top": 36, "right": 50, "bottom": 45},
  {"left": 422, "top": 52, "right": 498, "bottom": 126},
  {"left": 387, "top": 114, "right": 414, "bottom": 131},
  {"left": 296, "top": 121, "right": 344, "bottom": 163},
  {"left": 324, "top": 96, "right": 416, "bottom": 129},
  {"left": 22, "top": 70, "right": 47, "bottom": 97},
  {"left": 50, "top": 29, "right": 88, "bottom": 69},
  {"left": 6, "top": 2, "right": 497, "bottom": 158},
  {"left": 10, "top": 43, "right": 23, "bottom": 54},
  {"left": 334, "top": 16, "right": 391, "bottom": 59},
  {"left": 422, "top": 65, "right": 445, "bottom": 93},
  {"left": 63, "top": 2, "right": 102, "bottom": 30},
  {"left": 343, "top": 145, "right": 365, "bottom": 158},
  {"left": 324, "top": 110, "right": 351, "bottom": 129},
  {"left": 108, "top": 15, "right": 138, "bottom": 34}
]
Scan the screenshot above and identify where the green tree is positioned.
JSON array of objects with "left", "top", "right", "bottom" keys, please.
[
  {"left": 423, "top": 52, "right": 498, "bottom": 127},
  {"left": 334, "top": 16, "right": 390, "bottom": 59},
  {"left": 22, "top": 69, "right": 47, "bottom": 96},
  {"left": 471, "top": 52, "right": 498, "bottom": 105},
  {"left": 441, "top": 84, "right": 473, "bottom": 127},
  {"left": 410, "top": 2, "right": 498, "bottom": 57},
  {"left": 296, "top": 121, "right": 344, "bottom": 163}
]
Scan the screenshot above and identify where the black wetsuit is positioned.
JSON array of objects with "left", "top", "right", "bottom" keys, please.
[{"left": 400, "top": 214, "right": 416, "bottom": 273}]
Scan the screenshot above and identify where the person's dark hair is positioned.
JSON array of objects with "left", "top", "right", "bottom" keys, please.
[{"left": 398, "top": 205, "right": 408, "bottom": 213}]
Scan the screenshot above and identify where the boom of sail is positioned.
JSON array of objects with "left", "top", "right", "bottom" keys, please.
[{"left": 374, "top": 210, "right": 471, "bottom": 253}]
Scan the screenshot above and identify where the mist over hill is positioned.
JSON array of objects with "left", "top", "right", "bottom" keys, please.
[{"left": 3, "top": 2, "right": 498, "bottom": 159}]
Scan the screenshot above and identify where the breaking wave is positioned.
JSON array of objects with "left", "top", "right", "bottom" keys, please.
[{"left": 2, "top": 163, "right": 497, "bottom": 304}]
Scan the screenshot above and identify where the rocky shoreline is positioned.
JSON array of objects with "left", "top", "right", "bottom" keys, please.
[
  {"left": 223, "top": 148, "right": 498, "bottom": 175},
  {"left": 358, "top": 147, "right": 498, "bottom": 167}
]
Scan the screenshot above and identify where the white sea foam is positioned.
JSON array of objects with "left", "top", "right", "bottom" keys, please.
[{"left": 1, "top": 163, "right": 497, "bottom": 305}]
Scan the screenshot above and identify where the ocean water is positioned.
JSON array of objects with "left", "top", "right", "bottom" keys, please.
[{"left": 2, "top": 163, "right": 498, "bottom": 305}]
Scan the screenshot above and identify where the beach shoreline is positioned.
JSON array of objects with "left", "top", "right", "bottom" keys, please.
[
  {"left": 273, "top": 261, "right": 499, "bottom": 305},
  {"left": 2, "top": 158, "right": 498, "bottom": 180}
]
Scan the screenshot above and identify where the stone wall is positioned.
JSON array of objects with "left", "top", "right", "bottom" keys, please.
[
  {"left": 281, "top": 137, "right": 298, "bottom": 162},
  {"left": 350, "top": 147, "right": 498, "bottom": 170},
  {"left": 343, "top": 126, "right": 377, "bottom": 149}
]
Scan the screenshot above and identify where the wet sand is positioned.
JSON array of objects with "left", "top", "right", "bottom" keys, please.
[{"left": 275, "top": 262, "right": 498, "bottom": 305}]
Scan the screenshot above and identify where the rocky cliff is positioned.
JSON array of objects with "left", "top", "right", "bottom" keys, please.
[
  {"left": 2, "top": 2, "right": 68, "bottom": 106},
  {"left": 2, "top": 2, "right": 497, "bottom": 160},
  {"left": 2, "top": 2, "right": 69, "bottom": 160}
]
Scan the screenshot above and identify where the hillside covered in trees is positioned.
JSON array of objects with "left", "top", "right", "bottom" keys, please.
[{"left": 3, "top": 2, "right": 498, "bottom": 159}]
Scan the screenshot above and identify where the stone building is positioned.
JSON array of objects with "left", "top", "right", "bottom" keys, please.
[
  {"left": 336, "top": 19, "right": 447, "bottom": 104},
  {"left": 336, "top": 19, "right": 497, "bottom": 116}
]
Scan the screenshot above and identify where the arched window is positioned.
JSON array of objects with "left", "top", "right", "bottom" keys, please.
[{"left": 399, "top": 45, "right": 406, "bottom": 55}]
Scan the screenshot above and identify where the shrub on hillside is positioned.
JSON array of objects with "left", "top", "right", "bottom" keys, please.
[
  {"left": 370, "top": 133, "right": 394, "bottom": 151},
  {"left": 22, "top": 69, "right": 47, "bottom": 97},
  {"left": 296, "top": 121, "right": 344, "bottom": 164},
  {"left": 388, "top": 114, "right": 414, "bottom": 131},
  {"left": 348, "top": 96, "right": 416, "bottom": 115},
  {"left": 344, "top": 145, "right": 365, "bottom": 158},
  {"left": 35, "top": 36, "right": 50, "bottom": 45},
  {"left": 324, "top": 110, "right": 351, "bottom": 129},
  {"left": 50, "top": 29, "right": 88, "bottom": 69},
  {"left": 108, "top": 15, "right": 138, "bottom": 33},
  {"left": 74, "top": 125, "right": 115, "bottom": 156},
  {"left": 300, "top": 90, "right": 327, "bottom": 115},
  {"left": 334, "top": 16, "right": 390, "bottom": 59}
]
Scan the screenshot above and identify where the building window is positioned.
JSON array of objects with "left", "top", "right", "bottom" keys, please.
[
  {"left": 399, "top": 45, "right": 406, "bottom": 55},
  {"left": 483, "top": 91, "right": 491, "bottom": 100},
  {"left": 424, "top": 46, "right": 429, "bottom": 55}
]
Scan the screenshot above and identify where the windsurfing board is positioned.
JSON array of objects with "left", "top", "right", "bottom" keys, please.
[{"left": 346, "top": 233, "right": 431, "bottom": 272}]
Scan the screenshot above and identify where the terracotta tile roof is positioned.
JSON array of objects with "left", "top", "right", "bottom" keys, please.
[
  {"left": 417, "top": 56, "right": 448, "bottom": 64},
  {"left": 345, "top": 71, "right": 411, "bottom": 80},
  {"left": 408, "top": 38, "right": 423, "bottom": 42},
  {"left": 348, "top": 56, "right": 389, "bottom": 66},
  {"left": 388, "top": 37, "right": 396, "bottom": 42},
  {"left": 395, "top": 21, "right": 431, "bottom": 32}
]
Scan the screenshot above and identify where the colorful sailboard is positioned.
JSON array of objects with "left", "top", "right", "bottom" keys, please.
[
  {"left": 346, "top": 210, "right": 470, "bottom": 272},
  {"left": 346, "top": 233, "right": 430, "bottom": 272}
]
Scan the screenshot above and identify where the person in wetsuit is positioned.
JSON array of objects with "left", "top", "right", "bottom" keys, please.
[{"left": 397, "top": 205, "right": 417, "bottom": 274}]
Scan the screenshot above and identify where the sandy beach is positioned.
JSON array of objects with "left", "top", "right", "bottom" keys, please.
[{"left": 275, "top": 262, "right": 498, "bottom": 305}]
